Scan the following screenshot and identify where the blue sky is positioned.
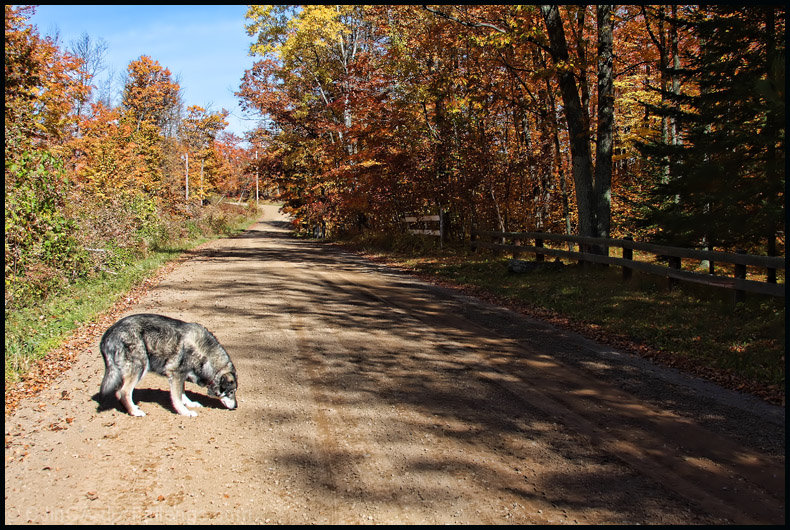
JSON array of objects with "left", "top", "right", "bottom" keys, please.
[{"left": 29, "top": 5, "right": 260, "bottom": 138}]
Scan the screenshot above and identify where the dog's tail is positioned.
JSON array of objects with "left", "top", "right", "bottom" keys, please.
[
  {"left": 100, "top": 365, "right": 122, "bottom": 397},
  {"left": 99, "top": 344, "right": 122, "bottom": 397}
]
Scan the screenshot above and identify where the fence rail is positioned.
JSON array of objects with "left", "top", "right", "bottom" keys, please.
[
  {"left": 471, "top": 230, "right": 785, "bottom": 298},
  {"left": 404, "top": 214, "right": 445, "bottom": 246}
]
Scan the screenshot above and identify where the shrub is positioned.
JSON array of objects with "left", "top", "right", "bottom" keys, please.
[{"left": 5, "top": 149, "right": 86, "bottom": 308}]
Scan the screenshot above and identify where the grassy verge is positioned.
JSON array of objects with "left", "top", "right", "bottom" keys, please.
[
  {"left": 339, "top": 233, "right": 785, "bottom": 404},
  {"left": 4, "top": 211, "right": 260, "bottom": 384}
]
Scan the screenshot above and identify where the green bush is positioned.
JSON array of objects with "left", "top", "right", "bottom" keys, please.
[
  {"left": 5, "top": 149, "right": 87, "bottom": 308},
  {"left": 129, "top": 193, "right": 166, "bottom": 247},
  {"left": 5, "top": 197, "right": 261, "bottom": 383}
]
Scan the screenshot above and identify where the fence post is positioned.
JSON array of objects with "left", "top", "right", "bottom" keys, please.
[
  {"left": 535, "top": 238, "right": 544, "bottom": 262},
  {"left": 512, "top": 236, "right": 521, "bottom": 259},
  {"left": 622, "top": 236, "right": 633, "bottom": 281},
  {"left": 439, "top": 210, "right": 445, "bottom": 249},
  {"left": 734, "top": 249, "right": 747, "bottom": 304},
  {"left": 767, "top": 256, "right": 777, "bottom": 284},
  {"left": 471, "top": 229, "right": 478, "bottom": 253},
  {"left": 668, "top": 255, "right": 681, "bottom": 290}
]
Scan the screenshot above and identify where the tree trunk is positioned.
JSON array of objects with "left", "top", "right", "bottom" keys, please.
[
  {"left": 594, "top": 5, "right": 614, "bottom": 242},
  {"left": 763, "top": 6, "right": 779, "bottom": 278},
  {"left": 540, "top": 5, "right": 596, "bottom": 238},
  {"left": 546, "top": 79, "right": 573, "bottom": 243}
]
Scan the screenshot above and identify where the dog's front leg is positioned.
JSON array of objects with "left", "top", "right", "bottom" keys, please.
[
  {"left": 181, "top": 393, "right": 203, "bottom": 408},
  {"left": 168, "top": 375, "right": 198, "bottom": 417}
]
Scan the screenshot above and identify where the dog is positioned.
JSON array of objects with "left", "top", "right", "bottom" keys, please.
[{"left": 99, "top": 314, "right": 237, "bottom": 417}]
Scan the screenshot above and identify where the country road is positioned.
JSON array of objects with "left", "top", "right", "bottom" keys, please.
[{"left": 4, "top": 204, "right": 785, "bottom": 524}]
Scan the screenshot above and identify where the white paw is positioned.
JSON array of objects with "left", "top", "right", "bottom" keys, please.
[
  {"left": 182, "top": 397, "right": 203, "bottom": 408},
  {"left": 130, "top": 407, "right": 146, "bottom": 417},
  {"left": 178, "top": 409, "right": 198, "bottom": 417}
]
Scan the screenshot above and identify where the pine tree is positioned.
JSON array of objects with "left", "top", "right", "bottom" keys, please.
[{"left": 637, "top": 6, "right": 785, "bottom": 253}]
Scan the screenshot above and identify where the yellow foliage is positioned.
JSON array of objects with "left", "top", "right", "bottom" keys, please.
[{"left": 247, "top": 5, "right": 348, "bottom": 61}]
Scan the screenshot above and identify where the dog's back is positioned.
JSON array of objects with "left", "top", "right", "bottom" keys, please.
[{"left": 99, "top": 314, "right": 188, "bottom": 397}]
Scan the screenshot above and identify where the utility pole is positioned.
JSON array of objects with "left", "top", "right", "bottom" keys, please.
[
  {"left": 255, "top": 150, "right": 259, "bottom": 206},
  {"left": 185, "top": 152, "right": 189, "bottom": 201}
]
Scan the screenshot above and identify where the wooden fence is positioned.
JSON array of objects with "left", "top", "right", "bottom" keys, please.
[
  {"left": 471, "top": 230, "right": 785, "bottom": 299},
  {"left": 405, "top": 214, "right": 445, "bottom": 247}
]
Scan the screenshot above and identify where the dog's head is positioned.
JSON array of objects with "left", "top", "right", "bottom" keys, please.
[{"left": 208, "top": 370, "right": 237, "bottom": 410}]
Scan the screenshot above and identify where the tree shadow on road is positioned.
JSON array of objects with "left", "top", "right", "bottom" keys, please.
[{"left": 136, "top": 215, "right": 785, "bottom": 524}]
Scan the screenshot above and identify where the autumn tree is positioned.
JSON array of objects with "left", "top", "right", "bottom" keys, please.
[
  {"left": 413, "top": 5, "right": 601, "bottom": 237},
  {"left": 5, "top": 6, "right": 90, "bottom": 306},
  {"left": 117, "top": 55, "right": 182, "bottom": 194},
  {"left": 238, "top": 4, "right": 783, "bottom": 251},
  {"left": 214, "top": 132, "right": 254, "bottom": 198},
  {"left": 5, "top": 7, "right": 258, "bottom": 312},
  {"left": 121, "top": 55, "right": 180, "bottom": 132},
  {"left": 240, "top": 5, "right": 376, "bottom": 231},
  {"left": 70, "top": 102, "right": 136, "bottom": 194},
  {"left": 181, "top": 105, "right": 230, "bottom": 200},
  {"left": 5, "top": 5, "right": 87, "bottom": 157},
  {"left": 67, "top": 32, "right": 108, "bottom": 138},
  {"left": 538, "top": 5, "right": 615, "bottom": 244}
]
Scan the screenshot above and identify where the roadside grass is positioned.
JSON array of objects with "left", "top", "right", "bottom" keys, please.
[
  {"left": 339, "top": 233, "right": 785, "bottom": 400},
  {"left": 4, "top": 212, "right": 261, "bottom": 384}
]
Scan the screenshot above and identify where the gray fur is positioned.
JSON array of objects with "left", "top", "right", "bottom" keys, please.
[{"left": 99, "top": 314, "right": 237, "bottom": 417}]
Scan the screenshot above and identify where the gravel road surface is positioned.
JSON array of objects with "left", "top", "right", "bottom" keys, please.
[{"left": 5, "top": 205, "right": 784, "bottom": 524}]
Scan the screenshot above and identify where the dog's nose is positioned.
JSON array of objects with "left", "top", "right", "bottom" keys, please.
[{"left": 220, "top": 395, "right": 237, "bottom": 409}]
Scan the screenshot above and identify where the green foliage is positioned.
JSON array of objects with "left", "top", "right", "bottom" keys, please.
[
  {"left": 636, "top": 6, "right": 785, "bottom": 251},
  {"left": 5, "top": 149, "right": 87, "bottom": 307},
  {"left": 128, "top": 193, "right": 165, "bottom": 246},
  {"left": 6, "top": 240, "right": 184, "bottom": 381}
]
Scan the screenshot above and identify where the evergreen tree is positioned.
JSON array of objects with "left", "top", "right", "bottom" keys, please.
[{"left": 637, "top": 6, "right": 785, "bottom": 253}]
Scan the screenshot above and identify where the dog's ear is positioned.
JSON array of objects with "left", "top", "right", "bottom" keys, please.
[{"left": 219, "top": 373, "right": 236, "bottom": 395}]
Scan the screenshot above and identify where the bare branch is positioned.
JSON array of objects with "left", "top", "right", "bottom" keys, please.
[{"left": 422, "top": 5, "right": 507, "bottom": 33}]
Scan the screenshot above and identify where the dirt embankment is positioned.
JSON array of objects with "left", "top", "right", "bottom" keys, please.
[{"left": 5, "top": 205, "right": 784, "bottom": 524}]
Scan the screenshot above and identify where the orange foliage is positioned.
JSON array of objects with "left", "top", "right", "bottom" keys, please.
[
  {"left": 5, "top": 7, "right": 255, "bottom": 310},
  {"left": 5, "top": 5, "right": 88, "bottom": 154},
  {"left": 238, "top": 5, "right": 750, "bottom": 244}
]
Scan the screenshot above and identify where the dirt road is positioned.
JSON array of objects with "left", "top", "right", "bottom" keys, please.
[{"left": 5, "top": 205, "right": 785, "bottom": 524}]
